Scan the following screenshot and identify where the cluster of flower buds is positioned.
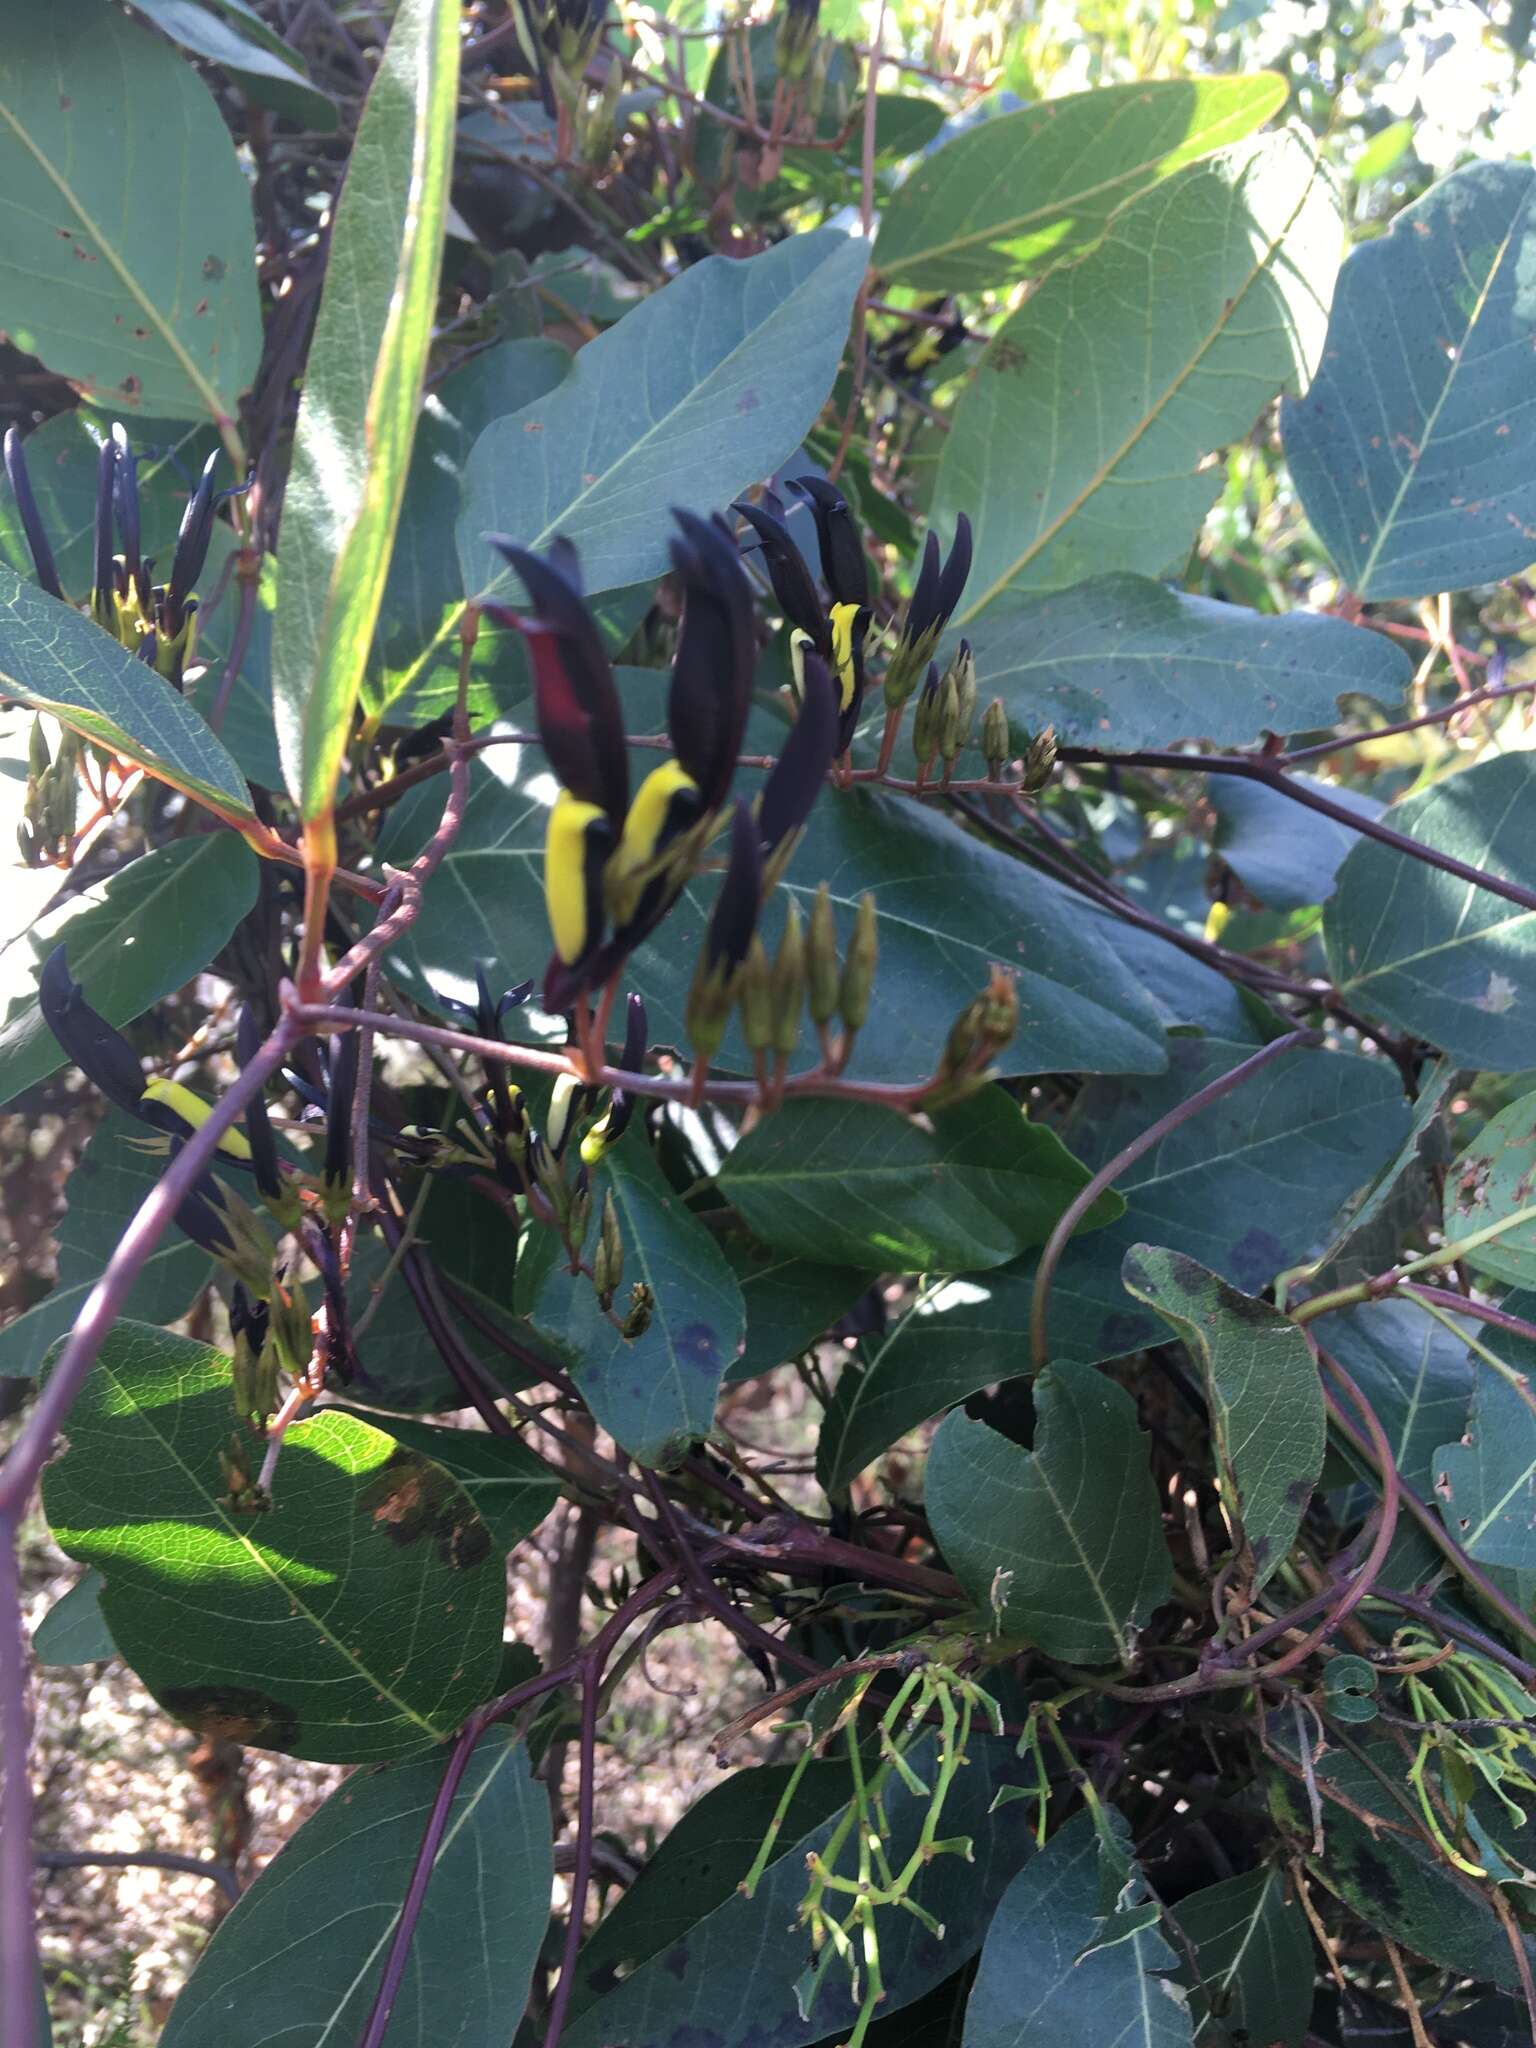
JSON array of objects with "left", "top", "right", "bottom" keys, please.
[
  {"left": 514, "top": 0, "right": 608, "bottom": 122},
  {"left": 912, "top": 639, "right": 977, "bottom": 781},
  {"left": 921, "top": 967, "right": 1021, "bottom": 1109},
  {"left": 774, "top": 0, "right": 821, "bottom": 81},
  {"left": 487, "top": 512, "right": 837, "bottom": 1019},
  {"left": 882, "top": 514, "right": 972, "bottom": 710},
  {"left": 16, "top": 717, "right": 81, "bottom": 867}
]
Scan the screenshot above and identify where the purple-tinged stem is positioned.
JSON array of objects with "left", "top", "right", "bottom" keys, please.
[{"left": 1401, "top": 1283, "right": 1536, "bottom": 1349}]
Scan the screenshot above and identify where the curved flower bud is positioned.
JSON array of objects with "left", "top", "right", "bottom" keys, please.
[
  {"left": 758, "top": 650, "right": 837, "bottom": 854},
  {"left": 731, "top": 492, "right": 826, "bottom": 646},
  {"left": 39, "top": 946, "right": 147, "bottom": 1117},
  {"left": 488, "top": 535, "right": 630, "bottom": 829},
  {"left": 581, "top": 991, "right": 648, "bottom": 1164},
  {"left": 91, "top": 434, "right": 117, "bottom": 629},
  {"left": 885, "top": 515, "right": 972, "bottom": 708},
  {"left": 686, "top": 801, "right": 762, "bottom": 1057},
  {"left": 111, "top": 423, "right": 148, "bottom": 610},
  {"left": 669, "top": 508, "right": 755, "bottom": 810},
  {"left": 3, "top": 428, "right": 62, "bottom": 600},
  {"left": 166, "top": 449, "right": 220, "bottom": 631},
  {"left": 322, "top": 1030, "right": 359, "bottom": 1207},
  {"left": 787, "top": 475, "right": 867, "bottom": 607}
]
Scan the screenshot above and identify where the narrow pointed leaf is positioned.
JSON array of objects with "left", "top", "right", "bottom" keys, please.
[{"left": 127, "top": 0, "right": 339, "bottom": 131}]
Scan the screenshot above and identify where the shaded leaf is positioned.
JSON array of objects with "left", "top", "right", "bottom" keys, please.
[
  {"left": 1435, "top": 1362, "right": 1536, "bottom": 1573},
  {"left": 876, "top": 75, "right": 1287, "bottom": 293},
  {"left": 1308, "top": 1297, "right": 1473, "bottom": 1494},
  {"left": 42, "top": 1324, "right": 506, "bottom": 1762},
  {"left": 0, "top": 0, "right": 260, "bottom": 421},
  {"left": 721, "top": 1239, "right": 875, "bottom": 1384},
  {"left": 1324, "top": 753, "right": 1536, "bottom": 1070},
  {"left": 1211, "top": 773, "right": 1384, "bottom": 911},
  {"left": 1443, "top": 1084, "right": 1536, "bottom": 1288},
  {"left": 32, "top": 1570, "right": 113, "bottom": 1667},
  {"left": 1303, "top": 1057, "right": 1457, "bottom": 1295},
  {"left": 160, "top": 1728, "right": 550, "bottom": 2048},
  {"left": 1283, "top": 161, "right": 1536, "bottom": 600},
  {"left": 457, "top": 230, "right": 868, "bottom": 604},
  {"left": 960, "top": 575, "right": 1411, "bottom": 753},
  {"left": 1175, "top": 1865, "right": 1312, "bottom": 2048},
  {"left": 940, "top": 133, "right": 1341, "bottom": 623},
  {"left": 1122, "top": 1247, "right": 1323, "bottom": 1587},
  {"left": 340, "top": 1413, "right": 563, "bottom": 1554},
  {"left": 717, "top": 1088, "right": 1120, "bottom": 1274},
  {"left": 0, "top": 1113, "right": 212, "bottom": 1378},
  {"left": 127, "top": 0, "right": 338, "bottom": 130},
  {"left": 272, "top": 0, "right": 459, "bottom": 821},
  {"left": 925, "top": 1363, "right": 1171, "bottom": 1663},
  {"left": 521, "top": 1141, "right": 744, "bottom": 1467}
]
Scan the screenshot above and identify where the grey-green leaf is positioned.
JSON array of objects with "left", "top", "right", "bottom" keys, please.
[
  {"left": 127, "top": 0, "right": 338, "bottom": 131},
  {"left": 876, "top": 74, "right": 1287, "bottom": 293},
  {"left": 1443, "top": 1084, "right": 1536, "bottom": 1288},
  {"left": 939, "top": 133, "right": 1341, "bottom": 623},
  {"left": 0, "top": 834, "right": 257, "bottom": 1111},
  {"left": 32, "top": 1570, "right": 114, "bottom": 1666},
  {"left": 1211, "top": 773, "right": 1385, "bottom": 911},
  {"left": 1324, "top": 752, "right": 1536, "bottom": 1069},
  {"left": 0, "top": 568, "right": 257, "bottom": 822},
  {"left": 1175, "top": 1866, "right": 1312, "bottom": 2048},
  {"left": 1282, "top": 160, "right": 1536, "bottom": 600},
  {"left": 1435, "top": 1364, "right": 1536, "bottom": 1573},
  {"left": 722, "top": 1240, "right": 875, "bottom": 1384},
  {"left": 925, "top": 1363, "right": 1171, "bottom": 1663},
  {"left": 0, "top": 1114, "right": 211, "bottom": 1377},
  {"left": 1121, "top": 1247, "right": 1324, "bottom": 1588},
  {"left": 457, "top": 230, "right": 868, "bottom": 603},
  {"left": 160, "top": 1728, "right": 550, "bottom": 2048},
  {"left": 959, "top": 575, "right": 1411, "bottom": 753},
  {"left": 1307, "top": 1298, "right": 1473, "bottom": 1495},
  {"left": 42, "top": 1324, "right": 506, "bottom": 1762},
  {"left": 0, "top": 0, "right": 260, "bottom": 422},
  {"left": 717, "top": 1087, "right": 1120, "bottom": 1274}
]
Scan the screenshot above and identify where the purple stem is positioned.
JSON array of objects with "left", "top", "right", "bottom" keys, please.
[
  {"left": 1401, "top": 1283, "right": 1536, "bottom": 1349},
  {"left": 0, "top": 1535, "right": 33, "bottom": 2048}
]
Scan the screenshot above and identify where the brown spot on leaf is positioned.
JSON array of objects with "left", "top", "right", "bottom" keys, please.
[
  {"left": 202, "top": 254, "right": 227, "bottom": 281},
  {"left": 358, "top": 1449, "right": 493, "bottom": 1571},
  {"left": 159, "top": 1684, "right": 299, "bottom": 1749}
]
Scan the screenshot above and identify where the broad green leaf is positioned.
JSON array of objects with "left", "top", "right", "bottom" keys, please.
[
  {"left": 0, "top": 412, "right": 217, "bottom": 602},
  {"left": 0, "top": 0, "right": 260, "bottom": 422},
  {"left": 160, "top": 1728, "right": 550, "bottom": 2048},
  {"left": 721, "top": 1239, "right": 874, "bottom": 1384},
  {"left": 939, "top": 133, "right": 1341, "bottom": 623},
  {"left": 963, "top": 1810, "right": 1191, "bottom": 2047},
  {"left": 1435, "top": 1364, "right": 1536, "bottom": 1572},
  {"left": 561, "top": 1733, "right": 1033, "bottom": 2048},
  {"left": 0, "top": 1113, "right": 211, "bottom": 1377},
  {"left": 1121, "top": 1247, "right": 1324, "bottom": 1588},
  {"left": 127, "top": 0, "right": 339, "bottom": 131},
  {"left": 1307, "top": 1298, "right": 1472, "bottom": 1494},
  {"left": 925, "top": 1363, "right": 1170, "bottom": 1662},
  {"left": 341, "top": 1413, "right": 563, "bottom": 1553},
  {"left": 1443, "top": 1086, "right": 1536, "bottom": 1288},
  {"left": 1324, "top": 753, "right": 1536, "bottom": 1070},
  {"left": 1282, "top": 161, "right": 1536, "bottom": 600},
  {"left": 1174, "top": 1866, "right": 1312, "bottom": 2048},
  {"left": 42, "top": 1324, "right": 506, "bottom": 1762},
  {"left": 717, "top": 1087, "right": 1120, "bottom": 1273},
  {"left": 1210, "top": 774, "right": 1384, "bottom": 911},
  {"left": 0, "top": 834, "right": 258, "bottom": 1110},
  {"left": 876, "top": 74, "right": 1287, "bottom": 293},
  {"left": 1303, "top": 1057, "right": 1457, "bottom": 1295},
  {"left": 521, "top": 1140, "right": 744, "bottom": 1467},
  {"left": 817, "top": 1267, "right": 1034, "bottom": 1495},
  {"left": 363, "top": 338, "right": 571, "bottom": 728},
  {"left": 375, "top": 706, "right": 1170, "bottom": 1083},
  {"left": 0, "top": 567, "right": 257, "bottom": 822},
  {"left": 272, "top": 0, "right": 459, "bottom": 822},
  {"left": 959, "top": 575, "right": 1411, "bottom": 752},
  {"left": 1016, "top": 1039, "right": 1411, "bottom": 1367},
  {"left": 456, "top": 230, "right": 868, "bottom": 604},
  {"left": 32, "top": 1570, "right": 113, "bottom": 1666}
]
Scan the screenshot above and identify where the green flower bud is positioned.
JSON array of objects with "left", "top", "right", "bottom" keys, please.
[
  {"left": 1023, "top": 725, "right": 1058, "bottom": 793},
  {"left": 952, "top": 639, "right": 977, "bottom": 743},
  {"left": 982, "top": 698, "right": 1009, "bottom": 780},
  {"left": 738, "top": 932, "right": 774, "bottom": 1052},
  {"left": 938, "top": 672, "right": 961, "bottom": 764},
  {"left": 685, "top": 959, "right": 736, "bottom": 1061},
  {"left": 593, "top": 1189, "right": 624, "bottom": 1310},
  {"left": 771, "top": 899, "right": 806, "bottom": 1059},
  {"left": 839, "top": 891, "right": 878, "bottom": 1034},
  {"left": 27, "top": 715, "right": 49, "bottom": 781},
  {"left": 911, "top": 665, "right": 941, "bottom": 772},
  {"left": 268, "top": 1282, "right": 313, "bottom": 1380},
  {"left": 807, "top": 881, "right": 840, "bottom": 1027}
]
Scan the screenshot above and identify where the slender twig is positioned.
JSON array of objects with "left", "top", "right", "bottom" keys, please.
[
  {"left": 1400, "top": 1282, "right": 1536, "bottom": 1349},
  {"left": 34, "top": 1847, "right": 240, "bottom": 1905},
  {"left": 0, "top": 1536, "right": 33, "bottom": 2048},
  {"left": 1029, "top": 1031, "right": 1316, "bottom": 1370}
]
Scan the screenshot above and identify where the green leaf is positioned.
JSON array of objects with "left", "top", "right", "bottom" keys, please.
[
  {"left": 186, "top": 525, "right": 283, "bottom": 791},
  {"left": 1210, "top": 774, "right": 1384, "bottom": 912},
  {"left": 1303, "top": 1057, "right": 1458, "bottom": 1295},
  {"left": 1174, "top": 1866, "right": 1312, "bottom": 2048},
  {"left": 875, "top": 74, "right": 1287, "bottom": 293},
  {"left": 1120, "top": 1247, "right": 1323, "bottom": 1588},
  {"left": 0, "top": 834, "right": 258, "bottom": 1111},
  {"left": 0, "top": 412, "right": 217, "bottom": 602},
  {"left": 341, "top": 1414, "right": 562, "bottom": 1554},
  {"left": 521, "top": 1140, "right": 744, "bottom": 1467},
  {"left": 818, "top": 1267, "right": 1034, "bottom": 1495},
  {"left": 1283, "top": 161, "right": 1536, "bottom": 600},
  {"left": 271, "top": 0, "right": 459, "bottom": 822},
  {"left": 457, "top": 230, "right": 868, "bottom": 604},
  {"left": 1443, "top": 1085, "right": 1536, "bottom": 1288},
  {"left": 1021, "top": 1038, "right": 1412, "bottom": 1367},
  {"left": 963, "top": 1810, "right": 1191, "bottom": 2047},
  {"left": 41, "top": 1324, "right": 506, "bottom": 1762},
  {"left": 1435, "top": 1363, "right": 1536, "bottom": 1572},
  {"left": 0, "top": 0, "right": 260, "bottom": 422},
  {"left": 0, "top": 1113, "right": 211, "bottom": 1377},
  {"left": 717, "top": 1087, "right": 1120, "bottom": 1274},
  {"left": 127, "top": 0, "right": 339, "bottom": 131},
  {"left": 160, "top": 1728, "right": 550, "bottom": 2047},
  {"left": 959, "top": 575, "right": 1411, "bottom": 753},
  {"left": 926, "top": 1363, "right": 1171, "bottom": 1662},
  {"left": 1351, "top": 117, "right": 1415, "bottom": 184},
  {"left": 0, "top": 567, "right": 257, "bottom": 820},
  {"left": 721, "top": 1239, "right": 875, "bottom": 1384},
  {"left": 32, "top": 1570, "right": 114, "bottom": 1666},
  {"left": 561, "top": 1733, "right": 1034, "bottom": 2048},
  {"left": 939, "top": 133, "right": 1341, "bottom": 622},
  {"left": 376, "top": 720, "right": 1170, "bottom": 1084},
  {"left": 364, "top": 338, "right": 571, "bottom": 728},
  {"left": 1306, "top": 1298, "right": 1472, "bottom": 1494},
  {"left": 1324, "top": 753, "right": 1536, "bottom": 1069}
]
